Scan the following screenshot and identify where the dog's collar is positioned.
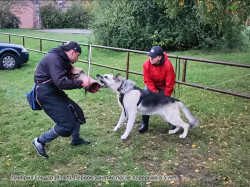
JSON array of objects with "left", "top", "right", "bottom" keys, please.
[{"left": 117, "top": 79, "right": 124, "bottom": 92}]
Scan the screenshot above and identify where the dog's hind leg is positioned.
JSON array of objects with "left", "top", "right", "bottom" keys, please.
[
  {"left": 160, "top": 114, "right": 181, "bottom": 134},
  {"left": 167, "top": 118, "right": 189, "bottom": 138},
  {"left": 178, "top": 122, "right": 189, "bottom": 139},
  {"left": 168, "top": 127, "right": 181, "bottom": 134},
  {"left": 121, "top": 113, "right": 136, "bottom": 140},
  {"left": 114, "top": 110, "right": 127, "bottom": 132},
  {"left": 170, "top": 119, "right": 189, "bottom": 138},
  {"left": 162, "top": 106, "right": 189, "bottom": 138}
]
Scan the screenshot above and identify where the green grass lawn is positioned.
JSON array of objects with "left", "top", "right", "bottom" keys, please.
[{"left": 0, "top": 29, "right": 250, "bottom": 187}]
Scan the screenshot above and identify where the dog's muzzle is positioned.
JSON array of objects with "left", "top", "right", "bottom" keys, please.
[{"left": 96, "top": 74, "right": 106, "bottom": 88}]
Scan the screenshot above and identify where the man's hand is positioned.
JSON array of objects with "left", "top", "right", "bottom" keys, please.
[
  {"left": 81, "top": 76, "right": 90, "bottom": 88},
  {"left": 72, "top": 67, "right": 83, "bottom": 76},
  {"left": 74, "top": 70, "right": 100, "bottom": 93}
]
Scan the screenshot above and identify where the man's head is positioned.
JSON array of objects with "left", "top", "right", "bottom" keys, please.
[
  {"left": 148, "top": 46, "right": 163, "bottom": 65},
  {"left": 61, "top": 41, "right": 82, "bottom": 64}
]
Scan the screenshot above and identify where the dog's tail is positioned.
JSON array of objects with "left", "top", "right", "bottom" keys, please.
[{"left": 177, "top": 101, "right": 199, "bottom": 128}]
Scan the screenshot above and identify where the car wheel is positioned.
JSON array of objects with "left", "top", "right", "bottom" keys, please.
[{"left": 0, "top": 53, "right": 19, "bottom": 70}]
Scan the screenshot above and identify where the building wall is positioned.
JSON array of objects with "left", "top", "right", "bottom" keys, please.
[
  {"left": 11, "top": 1, "right": 35, "bottom": 29},
  {"left": 11, "top": 0, "right": 72, "bottom": 29}
]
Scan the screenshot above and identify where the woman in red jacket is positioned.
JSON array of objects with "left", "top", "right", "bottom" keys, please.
[{"left": 139, "top": 46, "right": 176, "bottom": 133}]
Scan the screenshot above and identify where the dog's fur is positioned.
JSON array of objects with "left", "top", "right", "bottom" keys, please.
[{"left": 96, "top": 74, "right": 198, "bottom": 140}]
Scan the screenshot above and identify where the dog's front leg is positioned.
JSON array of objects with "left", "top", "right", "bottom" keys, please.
[
  {"left": 121, "top": 113, "right": 136, "bottom": 140},
  {"left": 114, "top": 110, "right": 127, "bottom": 132}
]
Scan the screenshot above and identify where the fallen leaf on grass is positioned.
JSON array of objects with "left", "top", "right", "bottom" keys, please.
[
  {"left": 208, "top": 158, "right": 213, "bottom": 161},
  {"left": 195, "top": 169, "right": 199, "bottom": 173},
  {"left": 77, "top": 167, "right": 84, "bottom": 171},
  {"left": 149, "top": 163, "right": 154, "bottom": 167},
  {"left": 6, "top": 162, "right": 10, "bottom": 166},
  {"left": 170, "top": 181, "right": 175, "bottom": 184},
  {"left": 97, "top": 183, "right": 102, "bottom": 186},
  {"left": 105, "top": 180, "right": 109, "bottom": 184},
  {"left": 209, "top": 123, "right": 215, "bottom": 127}
]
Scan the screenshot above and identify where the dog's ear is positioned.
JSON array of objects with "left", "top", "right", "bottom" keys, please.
[
  {"left": 114, "top": 73, "right": 121, "bottom": 82},
  {"left": 120, "top": 79, "right": 136, "bottom": 94}
]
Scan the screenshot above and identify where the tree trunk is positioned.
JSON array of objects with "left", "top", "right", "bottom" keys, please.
[{"left": 33, "top": 0, "right": 41, "bottom": 29}]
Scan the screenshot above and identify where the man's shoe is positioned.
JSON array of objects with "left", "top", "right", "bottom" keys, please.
[
  {"left": 139, "top": 124, "right": 148, "bottom": 133},
  {"left": 32, "top": 138, "right": 48, "bottom": 158},
  {"left": 71, "top": 138, "right": 91, "bottom": 146}
]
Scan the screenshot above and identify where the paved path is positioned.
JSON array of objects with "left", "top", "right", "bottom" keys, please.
[{"left": 37, "top": 29, "right": 93, "bottom": 34}]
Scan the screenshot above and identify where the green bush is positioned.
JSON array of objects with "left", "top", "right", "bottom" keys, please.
[
  {"left": 64, "top": 3, "right": 90, "bottom": 29},
  {"left": 90, "top": 0, "right": 210, "bottom": 51},
  {"left": 90, "top": 0, "right": 160, "bottom": 50},
  {"left": 1, "top": 12, "right": 20, "bottom": 29},
  {"left": 90, "top": 0, "right": 249, "bottom": 51},
  {"left": 40, "top": 3, "right": 90, "bottom": 29},
  {"left": 40, "top": 5, "right": 63, "bottom": 28}
]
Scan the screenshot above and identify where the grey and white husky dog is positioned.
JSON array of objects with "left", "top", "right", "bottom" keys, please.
[{"left": 96, "top": 74, "right": 198, "bottom": 140}]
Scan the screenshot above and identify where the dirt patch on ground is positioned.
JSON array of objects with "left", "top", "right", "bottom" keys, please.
[{"left": 173, "top": 139, "right": 222, "bottom": 186}]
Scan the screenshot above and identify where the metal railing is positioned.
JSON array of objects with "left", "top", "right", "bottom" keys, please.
[{"left": 0, "top": 32, "right": 249, "bottom": 99}]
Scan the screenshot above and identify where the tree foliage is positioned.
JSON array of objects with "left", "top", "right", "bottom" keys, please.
[
  {"left": 40, "top": 2, "right": 90, "bottom": 29},
  {"left": 0, "top": 0, "right": 26, "bottom": 28},
  {"left": 1, "top": 11, "right": 20, "bottom": 29},
  {"left": 40, "top": 5, "right": 63, "bottom": 29},
  {"left": 90, "top": 0, "right": 161, "bottom": 50},
  {"left": 64, "top": 3, "right": 90, "bottom": 29},
  {"left": 90, "top": 0, "right": 250, "bottom": 51},
  {"left": 195, "top": 0, "right": 250, "bottom": 49}
]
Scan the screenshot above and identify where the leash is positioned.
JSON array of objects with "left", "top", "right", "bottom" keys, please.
[
  {"left": 174, "top": 56, "right": 181, "bottom": 99},
  {"left": 117, "top": 79, "right": 127, "bottom": 117},
  {"left": 85, "top": 44, "right": 92, "bottom": 97},
  {"left": 119, "top": 93, "right": 127, "bottom": 117},
  {"left": 87, "top": 44, "right": 92, "bottom": 77}
]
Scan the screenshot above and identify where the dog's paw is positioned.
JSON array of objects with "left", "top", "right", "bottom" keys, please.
[
  {"left": 168, "top": 130, "right": 176, "bottom": 134},
  {"left": 121, "top": 134, "right": 128, "bottom": 140},
  {"left": 179, "top": 134, "right": 187, "bottom": 139},
  {"left": 113, "top": 126, "right": 119, "bottom": 132}
]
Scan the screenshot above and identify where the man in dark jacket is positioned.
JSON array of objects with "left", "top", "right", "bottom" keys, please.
[
  {"left": 32, "top": 41, "right": 90, "bottom": 158},
  {"left": 139, "top": 46, "right": 176, "bottom": 133}
]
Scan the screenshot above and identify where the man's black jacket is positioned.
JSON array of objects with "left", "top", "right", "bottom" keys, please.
[{"left": 34, "top": 46, "right": 82, "bottom": 89}]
